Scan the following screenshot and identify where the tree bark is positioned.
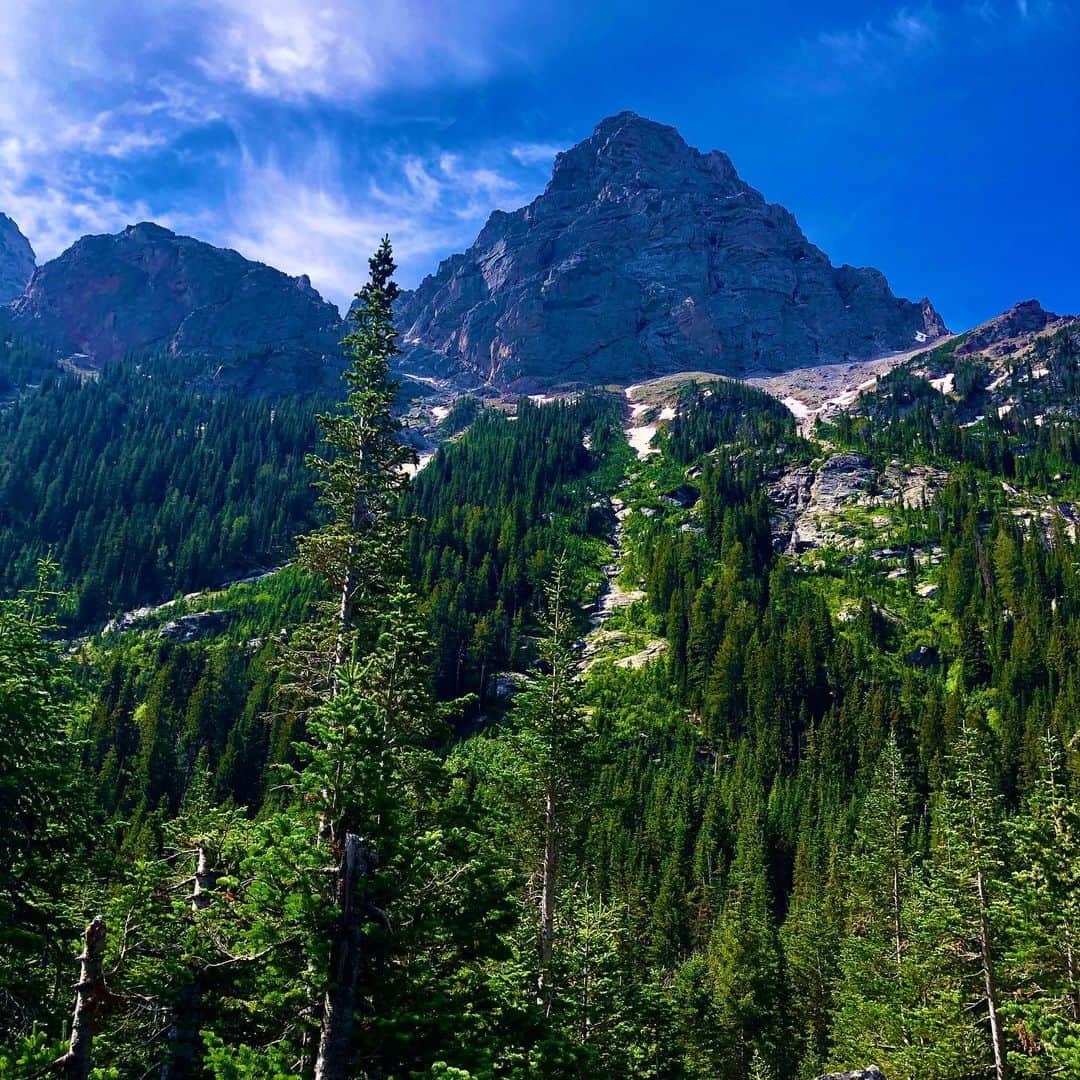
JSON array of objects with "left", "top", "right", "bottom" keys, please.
[
  {"left": 314, "top": 834, "right": 372, "bottom": 1080},
  {"left": 55, "top": 917, "right": 107, "bottom": 1080},
  {"left": 975, "top": 865, "right": 1007, "bottom": 1080},
  {"left": 537, "top": 784, "right": 556, "bottom": 1013}
]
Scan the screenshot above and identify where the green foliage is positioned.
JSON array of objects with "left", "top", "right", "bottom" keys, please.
[{"left": 0, "top": 354, "right": 323, "bottom": 628}]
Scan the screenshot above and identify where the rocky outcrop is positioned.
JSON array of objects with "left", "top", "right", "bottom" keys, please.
[
  {"left": 815, "top": 1070, "right": 886, "bottom": 1080},
  {"left": 0, "top": 213, "right": 35, "bottom": 304},
  {"left": 955, "top": 299, "right": 1065, "bottom": 358},
  {"left": 159, "top": 610, "right": 230, "bottom": 642},
  {"left": 11, "top": 222, "right": 343, "bottom": 394},
  {"left": 397, "top": 112, "right": 945, "bottom": 390},
  {"left": 769, "top": 454, "right": 948, "bottom": 552}
]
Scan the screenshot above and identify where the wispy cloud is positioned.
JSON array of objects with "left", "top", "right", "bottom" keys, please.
[
  {"left": 220, "top": 139, "right": 544, "bottom": 310},
  {"left": 802, "top": 0, "right": 1062, "bottom": 92},
  {"left": 509, "top": 142, "right": 564, "bottom": 167},
  {"left": 816, "top": 5, "right": 939, "bottom": 71},
  {"left": 0, "top": 0, "right": 548, "bottom": 276},
  {"left": 196, "top": 0, "right": 515, "bottom": 103}
]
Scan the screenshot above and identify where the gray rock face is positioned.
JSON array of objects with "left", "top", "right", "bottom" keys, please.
[
  {"left": 11, "top": 222, "right": 343, "bottom": 394},
  {"left": 397, "top": 112, "right": 946, "bottom": 390},
  {"left": 768, "top": 453, "right": 947, "bottom": 552},
  {"left": 0, "top": 213, "right": 35, "bottom": 304},
  {"left": 815, "top": 1069, "right": 886, "bottom": 1080},
  {"left": 956, "top": 299, "right": 1063, "bottom": 358},
  {"left": 159, "top": 610, "right": 230, "bottom": 642}
]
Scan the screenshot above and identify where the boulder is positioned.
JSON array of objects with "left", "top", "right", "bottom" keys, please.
[{"left": 816, "top": 1070, "right": 886, "bottom": 1080}]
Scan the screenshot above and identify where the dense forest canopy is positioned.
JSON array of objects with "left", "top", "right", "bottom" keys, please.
[{"left": 0, "top": 247, "right": 1077, "bottom": 1079}]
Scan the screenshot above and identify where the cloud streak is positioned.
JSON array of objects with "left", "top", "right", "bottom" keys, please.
[
  {"left": 0, "top": 0, "right": 553, "bottom": 285},
  {"left": 220, "top": 139, "right": 546, "bottom": 311}
]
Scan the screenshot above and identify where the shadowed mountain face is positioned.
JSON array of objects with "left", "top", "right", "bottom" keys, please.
[
  {"left": 9, "top": 222, "right": 344, "bottom": 394},
  {"left": 396, "top": 112, "right": 946, "bottom": 391},
  {"left": 0, "top": 213, "right": 35, "bottom": 304}
]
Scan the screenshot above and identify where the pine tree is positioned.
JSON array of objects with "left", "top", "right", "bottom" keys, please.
[
  {"left": 297, "top": 236, "right": 415, "bottom": 688},
  {"left": 1000, "top": 733, "right": 1080, "bottom": 1075},
  {"left": 830, "top": 732, "right": 915, "bottom": 1075},
  {"left": 911, "top": 714, "right": 1011, "bottom": 1079},
  {"left": 707, "top": 800, "right": 785, "bottom": 1079},
  {"left": 511, "top": 555, "right": 591, "bottom": 1015}
]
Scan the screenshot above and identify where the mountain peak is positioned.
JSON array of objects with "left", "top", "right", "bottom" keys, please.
[
  {"left": 955, "top": 298, "right": 1067, "bottom": 358},
  {"left": 9, "top": 223, "right": 343, "bottom": 394},
  {"left": 397, "top": 114, "right": 944, "bottom": 390},
  {"left": 121, "top": 221, "right": 177, "bottom": 241},
  {"left": 0, "top": 212, "right": 36, "bottom": 304},
  {"left": 548, "top": 111, "right": 746, "bottom": 199}
]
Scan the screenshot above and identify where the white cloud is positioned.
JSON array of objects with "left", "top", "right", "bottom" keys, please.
[
  {"left": 191, "top": 0, "right": 517, "bottom": 104},
  {"left": 220, "top": 140, "right": 540, "bottom": 311},
  {"left": 509, "top": 142, "right": 564, "bottom": 166},
  {"left": 816, "top": 5, "right": 939, "bottom": 69},
  {"left": 0, "top": 0, "right": 540, "bottom": 269}
]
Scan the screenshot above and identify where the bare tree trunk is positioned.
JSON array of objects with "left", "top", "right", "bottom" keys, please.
[
  {"left": 54, "top": 917, "right": 107, "bottom": 1080},
  {"left": 975, "top": 867, "right": 1008, "bottom": 1080},
  {"left": 314, "top": 834, "right": 372, "bottom": 1080},
  {"left": 537, "top": 784, "right": 556, "bottom": 1013}
]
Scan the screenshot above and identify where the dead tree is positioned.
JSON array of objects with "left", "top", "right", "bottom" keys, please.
[
  {"left": 52, "top": 917, "right": 107, "bottom": 1080},
  {"left": 313, "top": 834, "right": 374, "bottom": 1080}
]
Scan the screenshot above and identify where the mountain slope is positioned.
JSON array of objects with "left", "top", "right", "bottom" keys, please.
[
  {"left": 0, "top": 213, "right": 35, "bottom": 304},
  {"left": 10, "top": 222, "right": 344, "bottom": 394},
  {"left": 397, "top": 112, "right": 946, "bottom": 390}
]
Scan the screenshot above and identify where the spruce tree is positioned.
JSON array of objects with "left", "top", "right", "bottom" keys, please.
[
  {"left": 830, "top": 732, "right": 915, "bottom": 1075},
  {"left": 511, "top": 555, "right": 591, "bottom": 1015}
]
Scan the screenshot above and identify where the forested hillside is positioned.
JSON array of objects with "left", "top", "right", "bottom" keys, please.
[
  {"left": 0, "top": 349, "right": 324, "bottom": 628},
  {"left": 1, "top": 244, "right": 1078, "bottom": 1079}
]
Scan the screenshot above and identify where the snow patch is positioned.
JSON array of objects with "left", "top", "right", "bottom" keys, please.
[
  {"left": 782, "top": 396, "right": 811, "bottom": 420},
  {"left": 929, "top": 372, "right": 955, "bottom": 395},
  {"left": 432, "top": 405, "right": 450, "bottom": 422},
  {"left": 402, "top": 372, "right": 440, "bottom": 389},
  {"left": 626, "top": 425, "right": 658, "bottom": 458},
  {"left": 402, "top": 453, "right": 434, "bottom": 479},
  {"left": 659, "top": 405, "right": 676, "bottom": 421}
]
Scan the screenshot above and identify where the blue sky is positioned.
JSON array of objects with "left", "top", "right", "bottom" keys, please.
[{"left": 1, "top": 0, "right": 1076, "bottom": 328}]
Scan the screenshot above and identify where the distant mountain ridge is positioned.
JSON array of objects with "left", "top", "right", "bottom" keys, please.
[
  {"left": 5, "top": 222, "right": 344, "bottom": 395},
  {"left": 0, "top": 213, "right": 35, "bottom": 304},
  {"left": 396, "top": 112, "right": 947, "bottom": 390},
  {"left": 1, "top": 114, "right": 950, "bottom": 396}
]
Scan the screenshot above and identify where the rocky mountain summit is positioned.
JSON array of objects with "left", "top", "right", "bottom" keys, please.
[
  {"left": 396, "top": 112, "right": 946, "bottom": 390},
  {"left": 9, "top": 222, "right": 344, "bottom": 394},
  {"left": 954, "top": 298, "right": 1067, "bottom": 358},
  {"left": 0, "top": 213, "right": 36, "bottom": 304}
]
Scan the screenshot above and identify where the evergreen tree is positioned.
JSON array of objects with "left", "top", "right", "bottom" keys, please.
[
  {"left": 511, "top": 555, "right": 591, "bottom": 1014},
  {"left": 1000, "top": 733, "right": 1080, "bottom": 1075},
  {"left": 830, "top": 733, "right": 916, "bottom": 1075}
]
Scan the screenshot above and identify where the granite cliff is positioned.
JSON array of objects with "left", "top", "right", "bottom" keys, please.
[{"left": 396, "top": 112, "right": 946, "bottom": 390}]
